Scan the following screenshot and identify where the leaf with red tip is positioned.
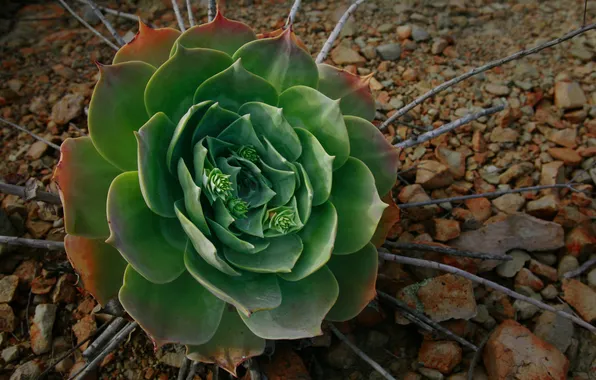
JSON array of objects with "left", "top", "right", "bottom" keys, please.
[
  {"left": 54, "top": 137, "right": 122, "bottom": 239},
  {"left": 233, "top": 28, "right": 318, "bottom": 92},
  {"left": 186, "top": 306, "right": 265, "bottom": 376},
  {"left": 371, "top": 193, "right": 400, "bottom": 247},
  {"left": 317, "top": 63, "right": 376, "bottom": 121},
  {"left": 89, "top": 61, "right": 155, "bottom": 171},
  {"left": 113, "top": 22, "right": 181, "bottom": 68},
  {"left": 64, "top": 235, "right": 127, "bottom": 306},
  {"left": 256, "top": 29, "right": 308, "bottom": 51},
  {"left": 174, "top": 11, "right": 256, "bottom": 56},
  {"left": 325, "top": 243, "right": 378, "bottom": 321}
]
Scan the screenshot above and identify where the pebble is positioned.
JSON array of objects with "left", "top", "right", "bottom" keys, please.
[
  {"left": 327, "top": 341, "right": 357, "bottom": 369},
  {"left": 485, "top": 83, "right": 510, "bottom": 96},
  {"left": 431, "top": 38, "right": 448, "bottom": 55},
  {"left": 397, "top": 25, "right": 412, "bottom": 40},
  {"left": 515, "top": 268, "right": 544, "bottom": 291},
  {"left": 0, "top": 304, "right": 15, "bottom": 332},
  {"left": 492, "top": 193, "right": 525, "bottom": 214},
  {"left": 416, "top": 160, "right": 454, "bottom": 189},
  {"left": 31, "top": 304, "right": 57, "bottom": 355},
  {"left": 411, "top": 26, "right": 430, "bottom": 42},
  {"left": 496, "top": 249, "right": 530, "bottom": 278},
  {"left": 9, "top": 360, "right": 43, "bottom": 380},
  {"left": 51, "top": 93, "right": 84, "bottom": 125},
  {"left": 418, "top": 340, "right": 462, "bottom": 374},
  {"left": 558, "top": 255, "right": 579, "bottom": 278},
  {"left": 26, "top": 141, "right": 49, "bottom": 160},
  {"left": 541, "top": 284, "right": 559, "bottom": 300},
  {"left": 0, "top": 275, "right": 18, "bottom": 303},
  {"left": 376, "top": 44, "right": 402, "bottom": 61},
  {"left": 587, "top": 268, "right": 596, "bottom": 288},
  {"left": 554, "top": 81, "right": 587, "bottom": 110},
  {"left": 533, "top": 305, "right": 574, "bottom": 353},
  {"left": 528, "top": 259, "right": 557, "bottom": 282},
  {"left": 561, "top": 279, "right": 596, "bottom": 322},
  {"left": 72, "top": 315, "right": 96, "bottom": 351},
  {"left": 1, "top": 345, "right": 20, "bottom": 363}
]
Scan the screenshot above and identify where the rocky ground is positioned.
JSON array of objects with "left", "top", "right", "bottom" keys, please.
[{"left": 1, "top": 0, "right": 595, "bottom": 379}]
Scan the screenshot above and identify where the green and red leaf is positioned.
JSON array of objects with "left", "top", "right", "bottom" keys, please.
[{"left": 113, "top": 21, "right": 181, "bottom": 68}]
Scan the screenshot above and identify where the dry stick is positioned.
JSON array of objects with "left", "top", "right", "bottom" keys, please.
[
  {"left": 285, "top": 0, "right": 302, "bottom": 27},
  {"left": 378, "top": 250, "right": 596, "bottom": 334},
  {"left": 83, "top": 0, "right": 125, "bottom": 46},
  {"left": 394, "top": 105, "right": 505, "bottom": 149},
  {"left": 208, "top": 0, "right": 216, "bottom": 22},
  {"left": 186, "top": 0, "right": 196, "bottom": 27},
  {"left": 82, "top": 317, "right": 127, "bottom": 359},
  {"left": 171, "top": 0, "right": 186, "bottom": 31},
  {"left": 178, "top": 357, "right": 191, "bottom": 380},
  {"left": 467, "top": 330, "right": 492, "bottom": 380},
  {"left": 380, "top": 22, "right": 596, "bottom": 132},
  {"left": 74, "top": 0, "right": 141, "bottom": 22},
  {"left": 0, "top": 182, "right": 62, "bottom": 205},
  {"left": 0, "top": 236, "right": 65, "bottom": 251},
  {"left": 57, "top": 0, "right": 119, "bottom": 50},
  {"left": 185, "top": 362, "right": 199, "bottom": 380},
  {"left": 328, "top": 324, "right": 396, "bottom": 380},
  {"left": 0, "top": 117, "right": 60, "bottom": 150},
  {"left": 384, "top": 241, "right": 511, "bottom": 261},
  {"left": 315, "top": 0, "right": 366, "bottom": 63},
  {"left": 563, "top": 257, "right": 596, "bottom": 279},
  {"left": 398, "top": 183, "right": 577, "bottom": 209},
  {"left": 377, "top": 291, "right": 478, "bottom": 351},
  {"left": 70, "top": 322, "right": 139, "bottom": 380}
]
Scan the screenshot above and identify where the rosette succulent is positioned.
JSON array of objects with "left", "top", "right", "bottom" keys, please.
[{"left": 55, "top": 12, "right": 399, "bottom": 374}]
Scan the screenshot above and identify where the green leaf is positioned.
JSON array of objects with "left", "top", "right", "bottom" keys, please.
[
  {"left": 64, "top": 235, "right": 127, "bottom": 306},
  {"left": 194, "top": 59, "right": 278, "bottom": 112},
  {"left": 167, "top": 101, "right": 213, "bottom": 176},
  {"left": 234, "top": 205, "right": 266, "bottom": 238},
  {"left": 344, "top": 116, "right": 399, "bottom": 196},
  {"left": 145, "top": 46, "right": 232, "bottom": 122},
  {"left": 54, "top": 137, "right": 122, "bottom": 239},
  {"left": 279, "top": 86, "right": 350, "bottom": 170},
  {"left": 186, "top": 306, "right": 265, "bottom": 376},
  {"left": 329, "top": 158, "right": 387, "bottom": 255},
  {"left": 185, "top": 247, "right": 282, "bottom": 316},
  {"left": 89, "top": 62, "right": 155, "bottom": 171},
  {"left": 259, "top": 160, "right": 296, "bottom": 207},
  {"left": 119, "top": 266, "right": 225, "bottom": 346},
  {"left": 207, "top": 218, "right": 268, "bottom": 254},
  {"left": 113, "top": 22, "right": 181, "bottom": 68},
  {"left": 173, "top": 12, "right": 256, "bottom": 57},
  {"left": 136, "top": 112, "right": 182, "bottom": 218},
  {"left": 294, "top": 128, "right": 333, "bottom": 206},
  {"left": 279, "top": 202, "right": 337, "bottom": 282},
  {"left": 238, "top": 102, "right": 301, "bottom": 161},
  {"left": 326, "top": 243, "right": 378, "bottom": 321},
  {"left": 217, "top": 115, "right": 265, "bottom": 154},
  {"left": 106, "top": 172, "right": 186, "bottom": 284},
  {"left": 213, "top": 198, "right": 235, "bottom": 228},
  {"left": 294, "top": 163, "right": 313, "bottom": 225},
  {"left": 233, "top": 28, "right": 318, "bottom": 93},
  {"left": 174, "top": 201, "right": 239, "bottom": 276},
  {"left": 225, "top": 234, "right": 303, "bottom": 273},
  {"left": 177, "top": 159, "right": 210, "bottom": 235},
  {"left": 317, "top": 64, "right": 375, "bottom": 121},
  {"left": 216, "top": 157, "right": 241, "bottom": 195},
  {"left": 240, "top": 266, "right": 338, "bottom": 339},
  {"left": 192, "top": 103, "right": 240, "bottom": 146}
]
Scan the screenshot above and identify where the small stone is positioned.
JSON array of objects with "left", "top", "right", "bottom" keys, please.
[
  {"left": 483, "top": 320, "right": 568, "bottom": 379},
  {"left": 365, "top": 330, "right": 389, "bottom": 349},
  {"left": 485, "top": 83, "right": 510, "bottom": 96},
  {"left": 515, "top": 268, "right": 544, "bottom": 291},
  {"left": 547, "top": 128, "right": 578, "bottom": 148},
  {"left": 411, "top": 26, "right": 430, "bottom": 42},
  {"left": 541, "top": 284, "right": 558, "bottom": 300},
  {"left": 376, "top": 44, "right": 402, "bottom": 61},
  {"left": 533, "top": 305, "right": 574, "bottom": 353},
  {"left": 558, "top": 255, "right": 579, "bottom": 278},
  {"left": 547, "top": 148, "right": 581, "bottom": 166},
  {"left": 52, "top": 64, "right": 76, "bottom": 79},
  {"left": 587, "top": 268, "right": 596, "bottom": 288},
  {"left": 429, "top": 219, "right": 460, "bottom": 242},
  {"left": 377, "top": 23, "right": 393, "bottom": 33},
  {"left": 51, "top": 94, "right": 84, "bottom": 125},
  {"left": 431, "top": 38, "right": 448, "bottom": 55},
  {"left": 51, "top": 274, "right": 77, "bottom": 304},
  {"left": 0, "top": 304, "right": 15, "bottom": 332},
  {"left": 327, "top": 341, "right": 356, "bottom": 369},
  {"left": 31, "top": 276, "right": 57, "bottom": 295},
  {"left": 31, "top": 304, "right": 57, "bottom": 355},
  {"left": 25, "top": 219, "right": 52, "bottom": 239},
  {"left": 526, "top": 194, "right": 559, "bottom": 219},
  {"left": 418, "top": 340, "right": 462, "bottom": 374},
  {"left": 513, "top": 288, "right": 541, "bottom": 320},
  {"left": 565, "top": 226, "right": 596, "bottom": 257},
  {"left": 540, "top": 161, "right": 565, "bottom": 186},
  {"left": 398, "top": 185, "right": 440, "bottom": 221},
  {"left": 156, "top": 347, "right": 185, "bottom": 368},
  {"left": 496, "top": 250, "right": 530, "bottom": 278},
  {"left": 1, "top": 345, "right": 20, "bottom": 363},
  {"left": 528, "top": 259, "right": 557, "bottom": 282},
  {"left": 554, "top": 81, "right": 587, "bottom": 110},
  {"left": 418, "top": 368, "right": 444, "bottom": 380},
  {"left": 489, "top": 127, "right": 519, "bottom": 143},
  {"left": 435, "top": 146, "right": 465, "bottom": 179},
  {"left": 472, "top": 130, "right": 486, "bottom": 152},
  {"left": 402, "top": 68, "right": 418, "bottom": 81},
  {"left": 73, "top": 315, "right": 96, "bottom": 351},
  {"left": 29, "top": 96, "right": 48, "bottom": 115},
  {"left": 26, "top": 141, "right": 49, "bottom": 160},
  {"left": 0, "top": 275, "right": 18, "bottom": 303},
  {"left": 331, "top": 45, "right": 366, "bottom": 65},
  {"left": 416, "top": 161, "right": 453, "bottom": 189},
  {"left": 397, "top": 25, "right": 412, "bottom": 40},
  {"left": 492, "top": 193, "right": 525, "bottom": 214},
  {"left": 9, "top": 360, "right": 43, "bottom": 380},
  {"left": 464, "top": 198, "right": 491, "bottom": 223},
  {"left": 562, "top": 279, "right": 596, "bottom": 322},
  {"left": 498, "top": 163, "right": 533, "bottom": 184}
]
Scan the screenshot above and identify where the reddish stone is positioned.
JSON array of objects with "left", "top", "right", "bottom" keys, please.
[
  {"left": 73, "top": 315, "right": 97, "bottom": 351},
  {"left": 31, "top": 276, "right": 57, "bottom": 295},
  {"left": 562, "top": 279, "right": 596, "bottom": 322},
  {"left": 547, "top": 147, "right": 582, "bottom": 166},
  {"left": 0, "top": 304, "right": 16, "bottom": 332},
  {"left": 13, "top": 259, "right": 39, "bottom": 285},
  {"left": 464, "top": 197, "right": 492, "bottom": 223},
  {"left": 418, "top": 340, "right": 462, "bottom": 374},
  {"left": 429, "top": 218, "right": 461, "bottom": 242},
  {"left": 565, "top": 225, "right": 596, "bottom": 257},
  {"left": 515, "top": 268, "right": 544, "bottom": 291},
  {"left": 528, "top": 259, "right": 557, "bottom": 282}
]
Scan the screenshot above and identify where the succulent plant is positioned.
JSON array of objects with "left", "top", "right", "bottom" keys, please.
[{"left": 54, "top": 12, "right": 399, "bottom": 374}]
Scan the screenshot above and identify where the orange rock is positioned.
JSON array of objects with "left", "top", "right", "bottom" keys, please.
[
  {"left": 547, "top": 147, "right": 582, "bottom": 166},
  {"left": 515, "top": 268, "right": 544, "bottom": 291},
  {"left": 429, "top": 218, "right": 461, "bottom": 242},
  {"left": 262, "top": 345, "right": 311, "bottom": 380},
  {"left": 528, "top": 259, "right": 557, "bottom": 282},
  {"left": 565, "top": 225, "right": 596, "bottom": 257},
  {"left": 483, "top": 320, "right": 568, "bottom": 380},
  {"left": 418, "top": 340, "right": 462, "bottom": 374},
  {"left": 562, "top": 279, "right": 596, "bottom": 322},
  {"left": 464, "top": 197, "right": 492, "bottom": 222},
  {"left": 416, "top": 160, "right": 454, "bottom": 189},
  {"left": 415, "top": 274, "right": 477, "bottom": 322}
]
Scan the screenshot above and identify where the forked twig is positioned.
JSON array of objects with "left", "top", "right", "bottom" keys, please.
[
  {"left": 208, "top": 0, "right": 216, "bottom": 22},
  {"left": 384, "top": 241, "right": 511, "bottom": 261},
  {"left": 171, "top": 0, "right": 186, "bottom": 31},
  {"left": 0, "top": 117, "right": 60, "bottom": 150},
  {"left": 394, "top": 105, "right": 505, "bottom": 149},
  {"left": 57, "top": 0, "right": 119, "bottom": 50},
  {"left": 285, "top": 0, "right": 302, "bottom": 27},
  {"left": 563, "top": 258, "right": 596, "bottom": 279},
  {"left": 380, "top": 22, "right": 596, "bottom": 131},
  {"left": 328, "top": 324, "right": 396, "bottom": 380},
  {"left": 186, "top": 0, "right": 196, "bottom": 27},
  {"left": 0, "top": 236, "right": 65, "bottom": 251},
  {"left": 0, "top": 182, "right": 62, "bottom": 205},
  {"left": 83, "top": 0, "right": 125, "bottom": 46},
  {"left": 315, "top": 0, "right": 366, "bottom": 63},
  {"left": 378, "top": 250, "right": 596, "bottom": 333},
  {"left": 377, "top": 291, "right": 478, "bottom": 351}
]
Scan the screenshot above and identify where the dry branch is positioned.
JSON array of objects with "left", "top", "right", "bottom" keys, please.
[
  {"left": 0, "top": 236, "right": 65, "bottom": 251},
  {"left": 57, "top": 0, "right": 119, "bottom": 50},
  {"left": 208, "top": 0, "right": 216, "bottom": 22},
  {"left": 178, "top": 357, "right": 192, "bottom": 380},
  {"left": 384, "top": 241, "right": 511, "bottom": 261},
  {"left": 286, "top": 0, "right": 302, "bottom": 27},
  {"left": 328, "top": 323, "right": 396, "bottom": 380},
  {"left": 380, "top": 22, "right": 596, "bottom": 132},
  {"left": 186, "top": 0, "right": 196, "bottom": 27},
  {"left": 378, "top": 250, "right": 596, "bottom": 334},
  {"left": 83, "top": 0, "right": 125, "bottom": 46},
  {"left": 394, "top": 105, "right": 505, "bottom": 149},
  {"left": 0, "top": 117, "right": 61, "bottom": 150},
  {"left": 74, "top": 0, "right": 141, "bottom": 23},
  {"left": 171, "top": 0, "right": 186, "bottom": 31},
  {"left": 315, "top": 0, "right": 366, "bottom": 63},
  {"left": 0, "top": 182, "right": 62, "bottom": 205},
  {"left": 83, "top": 317, "right": 127, "bottom": 359},
  {"left": 563, "top": 258, "right": 596, "bottom": 279}
]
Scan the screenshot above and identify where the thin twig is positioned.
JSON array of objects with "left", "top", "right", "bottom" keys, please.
[
  {"left": 315, "top": 0, "right": 366, "bottom": 63},
  {"left": 285, "top": 0, "right": 302, "bottom": 27},
  {"left": 83, "top": 0, "right": 125, "bottom": 46},
  {"left": 0, "top": 182, "right": 62, "bottom": 205},
  {"left": 74, "top": 0, "right": 142, "bottom": 23},
  {"left": 467, "top": 330, "right": 492, "bottom": 380},
  {"left": 208, "top": 0, "right": 216, "bottom": 22},
  {"left": 0, "top": 236, "right": 65, "bottom": 251},
  {"left": 185, "top": 0, "right": 196, "bottom": 27},
  {"left": 394, "top": 105, "right": 505, "bottom": 149},
  {"left": 563, "top": 258, "right": 596, "bottom": 279},
  {"left": 185, "top": 362, "right": 199, "bottom": 380},
  {"left": 397, "top": 121, "right": 432, "bottom": 132},
  {"left": 584, "top": 0, "right": 588, "bottom": 26},
  {"left": 377, "top": 291, "right": 478, "bottom": 351},
  {"left": 380, "top": 22, "right": 596, "bottom": 131},
  {"left": 171, "top": 0, "right": 186, "bottom": 31},
  {"left": 328, "top": 324, "right": 396, "bottom": 380},
  {"left": 384, "top": 241, "right": 512, "bottom": 261},
  {"left": 69, "top": 322, "right": 138, "bottom": 380},
  {"left": 57, "top": 0, "right": 119, "bottom": 50},
  {"left": 398, "top": 184, "right": 577, "bottom": 209},
  {"left": 0, "top": 117, "right": 60, "bottom": 150},
  {"left": 82, "top": 317, "right": 127, "bottom": 359},
  {"left": 178, "top": 357, "right": 191, "bottom": 380},
  {"left": 378, "top": 250, "right": 596, "bottom": 334}
]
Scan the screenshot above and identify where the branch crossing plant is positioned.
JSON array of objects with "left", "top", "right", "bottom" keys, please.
[{"left": 54, "top": 11, "right": 399, "bottom": 374}]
